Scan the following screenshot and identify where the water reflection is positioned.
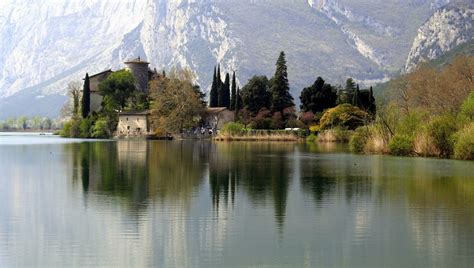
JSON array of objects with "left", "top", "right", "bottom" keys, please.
[{"left": 1, "top": 139, "right": 474, "bottom": 266}]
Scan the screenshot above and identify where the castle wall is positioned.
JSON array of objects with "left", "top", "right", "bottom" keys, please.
[{"left": 125, "top": 63, "right": 149, "bottom": 93}]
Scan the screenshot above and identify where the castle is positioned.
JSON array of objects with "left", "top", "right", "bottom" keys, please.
[
  {"left": 88, "top": 57, "right": 157, "bottom": 136},
  {"left": 88, "top": 57, "right": 156, "bottom": 113}
]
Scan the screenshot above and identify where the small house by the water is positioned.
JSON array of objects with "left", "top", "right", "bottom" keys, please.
[{"left": 117, "top": 111, "right": 151, "bottom": 137}]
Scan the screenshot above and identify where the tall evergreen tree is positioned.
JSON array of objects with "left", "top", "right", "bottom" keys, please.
[
  {"left": 219, "top": 73, "right": 231, "bottom": 108},
  {"left": 230, "top": 71, "right": 237, "bottom": 110},
  {"left": 345, "top": 78, "right": 356, "bottom": 92},
  {"left": 270, "top": 51, "right": 294, "bottom": 113},
  {"left": 241, "top": 76, "right": 271, "bottom": 114},
  {"left": 299, "top": 76, "right": 337, "bottom": 113},
  {"left": 210, "top": 66, "right": 219, "bottom": 107},
  {"left": 81, "top": 73, "right": 91, "bottom": 118},
  {"left": 352, "top": 84, "right": 360, "bottom": 107},
  {"left": 217, "top": 64, "right": 222, "bottom": 88},
  {"left": 368, "top": 86, "right": 376, "bottom": 114},
  {"left": 234, "top": 86, "right": 241, "bottom": 118}
]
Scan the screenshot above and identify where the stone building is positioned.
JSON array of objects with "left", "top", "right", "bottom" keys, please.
[
  {"left": 117, "top": 111, "right": 151, "bottom": 137},
  {"left": 87, "top": 58, "right": 157, "bottom": 113},
  {"left": 204, "top": 108, "right": 235, "bottom": 130}
]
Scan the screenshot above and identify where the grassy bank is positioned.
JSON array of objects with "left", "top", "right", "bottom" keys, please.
[{"left": 214, "top": 122, "right": 304, "bottom": 142}]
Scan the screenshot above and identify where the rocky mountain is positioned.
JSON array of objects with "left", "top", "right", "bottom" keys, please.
[
  {"left": 0, "top": 0, "right": 457, "bottom": 118},
  {"left": 404, "top": 1, "right": 474, "bottom": 72}
]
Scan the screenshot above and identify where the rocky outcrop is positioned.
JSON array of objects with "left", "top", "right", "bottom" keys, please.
[{"left": 404, "top": 2, "right": 473, "bottom": 72}]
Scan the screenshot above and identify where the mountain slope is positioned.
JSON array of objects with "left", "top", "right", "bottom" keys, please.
[
  {"left": 404, "top": 1, "right": 474, "bottom": 72},
  {"left": 0, "top": 0, "right": 454, "bottom": 119}
]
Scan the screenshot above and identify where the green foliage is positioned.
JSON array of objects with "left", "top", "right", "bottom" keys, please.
[
  {"left": 231, "top": 72, "right": 237, "bottom": 110},
  {"left": 91, "top": 117, "right": 109, "bottom": 139},
  {"left": 389, "top": 135, "right": 413, "bottom": 156},
  {"left": 219, "top": 73, "right": 231, "bottom": 108},
  {"left": 129, "top": 91, "right": 149, "bottom": 111},
  {"left": 81, "top": 73, "right": 91, "bottom": 118},
  {"left": 99, "top": 70, "right": 136, "bottom": 112},
  {"left": 221, "top": 122, "right": 245, "bottom": 135},
  {"left": 454, "top": 123, "right": 474, "bottom": 160},
  {"left": 210, "top": 66, "right": 219, "bottom": 107},
  {"left": 397, "top": 110, "right": 428, "bottom": 138},
  {"left": 270, "top": 51, "right": 294, "bottom": 113},
  {"left": 427, "top": 114, "right": 458, "bottom": 157},
  {"left": 299, "top": 77, "right": 337, "bottom": 113},
  {"left": 350, "top": 127, "right": 370, "bottom": 153},
  {"left": 60, "top": 118, "right": 81, "bottom": 138},
  {"left": 319, "top": 104, "right": 369, "bottom": 130},
  {"left": 345, "top": 78, "right": 356, "bottom": 92},
  {"left": 306, "top": 134, "right": 318, "bottom": 143},
  {"left": 79, "top": 117, "right": 94, "bottom": 138},
  {"left": 460, "top": 91, "right": 474, "bottom": 122},
  {"left": 241, "top": 76, "right": 271, "bottom": 115}
]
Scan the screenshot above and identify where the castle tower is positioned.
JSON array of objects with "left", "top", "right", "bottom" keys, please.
[{"left": 124, "top": 57, "right": 150, "bottom": 93}]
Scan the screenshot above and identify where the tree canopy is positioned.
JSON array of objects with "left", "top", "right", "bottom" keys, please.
[
  {"left": 99, "top": 70, "right": 136, "bottom": 112},
  {"left": 270, "top": 51, "right": 294, "bottom": 113},
  {"left": 299, "top": 76, "right": 337, "bottom": 113},
  {"left": 241, "top": 75, "right": 271, "bottom": 115},
  {"left": 149, "top": 68, "right": 205, "bottom": 134}
]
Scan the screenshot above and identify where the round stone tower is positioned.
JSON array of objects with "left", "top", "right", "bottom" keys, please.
[{"left": 124, "top": 57, "right": 150, "bottom": 93}]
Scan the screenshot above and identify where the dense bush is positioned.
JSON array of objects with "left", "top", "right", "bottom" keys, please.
[
  {"left": 389, "top": 135, "right": 413, "bottom": 156},
  {"left": 306, "top": 134, "right": 318, "bottom": 143},
  {"left": 350, "top": 127, "right": 369, "bottom": 153},
  {"left": 60, "top": 118, "right": 81, "bottom": 138},
  {"left": 427, "top": 115, "right": 457, "bottom": 157},
  {"left": 91, "top": 117, "right": 110, "bottom": 139},
  {"left": 319, "top": 104, "right": 369, "bottom": 130},
  {"left": 454, "top": 123, "right": 474, "bottom": 160},
  {"left": 221, "top": 122, "right": 245, "bottom": 135},
  {"left": 79, "top": 117, "right": 94, "bottom": 138}
]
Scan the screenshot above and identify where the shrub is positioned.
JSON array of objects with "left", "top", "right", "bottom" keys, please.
[
  {"left": 79, "top": 117, "right": 93, "bottom": 138},
  {"left": 306, "top": 133, "right": 318, "bottom": 143},
  {"left": 427, "top": 114, "right": 457, "bottom": 157},
  {"left": 350, "top": 127, "right": 369, "bottom": 153},
  {"left": 91, "top": 117, "right": 109, "bottom": 139},
  {"left": 459, "top": 91, "right": 474, "bottom": 123},
  {"left": 221, "top": 122, "right": 245, "bottom": 135},
  {"left": 319, "top": 104, "right": 369, "bottom": 130},
  {"left": 60, "top": 118, "right": 81, "bottom": 138},
  {"left": 309, "top": 125, "right": 321, "bottom": 134},
  {"left": 397, "top": 110, "right": 427, "bottom": 138},
  {"left": 389, "top": 135, "right": 413, "bottom": 156},
  {"left": 454, "top": 123, "right": 474, "bottom": 160}
]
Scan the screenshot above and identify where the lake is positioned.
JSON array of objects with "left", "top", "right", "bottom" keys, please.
[{"left": 0, "top": 134, "right": 473, "bottom": 267}]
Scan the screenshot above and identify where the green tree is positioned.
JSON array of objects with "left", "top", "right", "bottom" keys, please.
[
  {"left": 368, "top": 86, "right": 376, "bottom": 115},
  {"left": 345, "top": 78, "right": 356, "bottom": 92},
  {"left": 17, "top": 116, "right": 28, "bottom": 130},
  {"left": 270, "top": 51, "right": 294, "bottom": 113},
  {"left": 219, "top": 73, "right": 231, "bottom": 108},
  {"left": 231, "top": 71, "right": 237, "bottom": 110},
  {"left": 299, "top": 76, "right": 337, "bottom": 113},
  {"left": 352, "top": 84, "right": 360, "bottom": 107},
  {"left": 81, "top": 73, "right": 91, "bottom": 118},
  {"left": 210, "top": 66, "right": 219, "bottom": 107},
  {"left": 99, "top": 70, "right": 136, "bottom": 112},
  {"left": 241, "top": 76, "right": 271, "bottom": 115},
  {"left": 319, "top": 104, "right": 369, "bottom": 130},
  {"left": 149, "top": 68, "right": 205, "bottom": 133}
]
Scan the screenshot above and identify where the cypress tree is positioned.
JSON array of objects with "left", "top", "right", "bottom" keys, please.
[
  {"left": 81, "top": 73, "right": 91, "bottom": 118},
  {"left": 352, "top": 84, "right": 360, "bottom": 107},
  {"left": 368, "top": 86, "right": 376, "bottom": 114},
  {"left": 217, "top": 64, "right": 222, "bottom": 88},
  {"left": 270, "top": 51, "right": 294, "bottom": 113},
  {"left": 210, "top": 66, "right": 219, "bottom": 107},
  {"left": 235, "top": 87, "right": 242, "bottom": 112},
  {"left": 230, "top": 71, "right": 237, "bottom": 110},
  {"left": 219, "top": 73, "right": 231, "bottom": 108}
]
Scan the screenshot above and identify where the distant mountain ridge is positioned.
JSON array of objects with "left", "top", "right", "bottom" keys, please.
[
  {"left": 404, "top": 1, "right": 473, "bottom": 72},
  {"left": 0, "top": 0, "right": 464, "bottom": 119}
]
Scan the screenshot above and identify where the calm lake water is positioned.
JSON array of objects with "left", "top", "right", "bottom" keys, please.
[{"left": 1, "top": 134, "right": 474, "bottom": 267}]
